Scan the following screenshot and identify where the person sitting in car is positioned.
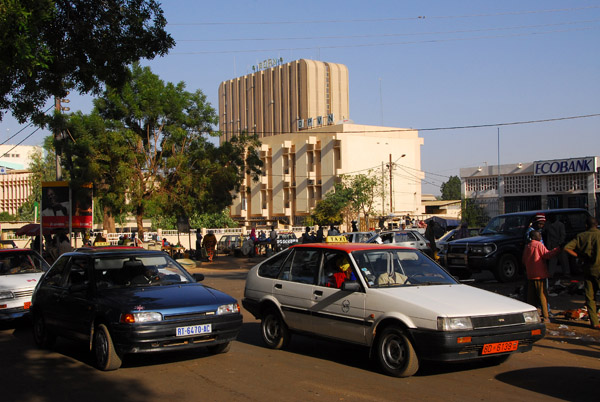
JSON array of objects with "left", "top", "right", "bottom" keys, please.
[{"left": 328, "top": 255, "right": 356, "bottom": 289}]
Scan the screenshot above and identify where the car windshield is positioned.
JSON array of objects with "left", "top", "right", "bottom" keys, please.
[
  {"left": 482, "top": 215, "right": 529, "bottom": 235},
  {"left": 0, "top": 251, "right": 48, "bottom": 275},
  {"left": 93, "top": 254, "right": 194, "bottom": 288},
  {"left": 351, "top": 249, "right": 456, "bottom": 288}
]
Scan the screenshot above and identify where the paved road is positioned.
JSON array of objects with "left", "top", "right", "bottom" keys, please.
[{"left": 1, "top": 257, "right": 599, "bottom": 401}]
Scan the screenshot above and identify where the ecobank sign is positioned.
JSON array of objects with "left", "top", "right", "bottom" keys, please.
[{"left": 534, "top": 157, "right": 597, "bottom": 176}]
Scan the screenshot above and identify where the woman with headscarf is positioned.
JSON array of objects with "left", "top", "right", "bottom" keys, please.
[{"left": 202, "top": 231, "right": 217, "bottom": 262}]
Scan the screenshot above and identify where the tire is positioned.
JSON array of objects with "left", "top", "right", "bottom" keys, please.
[
  {"left": 207, "top": 341, "right": 231, "bottom": 354},
  {"left": 32, "top": 313, "right": 56, "bottom": 349},
  {"left": 494, "top": 254, "right": 519, "bottom": 283},
  {"left": 375, "top": 325, "right": 419, "bottom": 378},
  {"left": 261, "top": 308, "right": 291, "bottom": 349},
  {"left": 94, "top": 324, "right": 122, "bottom": 371}
]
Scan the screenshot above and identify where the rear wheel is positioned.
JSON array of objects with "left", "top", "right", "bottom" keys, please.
[
  {"left": 494, "top": 254, "right": 519, "bottom": 282},
  {"left": 375, "top": 325, "right": 419, "bottom": 377},
  {"left": 94, "top": 324, "right": 122, "bottom": 371},
  {"left": 261, "top": 308, "right": 291, "bottom": 349},
  {"left": 32, "top": 313, "right": 55, "bottom": 349}
]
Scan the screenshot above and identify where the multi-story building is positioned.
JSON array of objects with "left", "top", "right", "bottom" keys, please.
[
  {"left": 0, "top": 145, "right": 40, "bottom": 216},
  {"left": 461, "top": 156, "right": 599, "bottom": 218},
  {"left": 218, "top": 59, "right": 425, "bottom": 226}
]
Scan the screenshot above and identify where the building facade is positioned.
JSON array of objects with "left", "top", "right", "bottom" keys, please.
[
  {"left": 461, "top": 156, "right": 599, "bottom": 218},
  {"left": 0, "top": 145, "right": 41, "bottom": 215},
  {"left": 219, "top": 59, "right": 425, "bottom": 226}
]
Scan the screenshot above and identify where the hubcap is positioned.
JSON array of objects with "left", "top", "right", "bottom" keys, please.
[{"left": 383, "top": 334, "right": 406, "bottom": 368}]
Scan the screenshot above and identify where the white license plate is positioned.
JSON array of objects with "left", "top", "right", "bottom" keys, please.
[{"left": 176, "top": 324, "right": 212, "bottom": 337}]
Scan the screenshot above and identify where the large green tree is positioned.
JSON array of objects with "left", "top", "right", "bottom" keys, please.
[
  {"left": 440, "top": 175, "right": 462, "bottom": 200},
  {"left": 341, "top": 172, "right": 382, "bottom": 229},
  {"left": 0, "top": 0, "right": 174, "bottom": 124},
  {"left": 61, "top": 64, "right": 262, "bottom": 236}
]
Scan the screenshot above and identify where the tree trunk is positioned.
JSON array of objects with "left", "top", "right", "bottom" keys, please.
[
  {"left": 136, "top": 206, "right": 145, "bottom": 240},
  {"left": 103, "top": 208, "right": 116, "bottom": 233}
]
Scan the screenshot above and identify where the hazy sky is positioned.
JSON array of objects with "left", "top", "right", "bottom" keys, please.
[{"left": 2, "top": 1, "right": 599, "bottom": 195}]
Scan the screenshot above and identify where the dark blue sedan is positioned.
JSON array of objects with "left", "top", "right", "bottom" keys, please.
[{"left": 31, "top": 247, "right": 242, "bottom": 370}]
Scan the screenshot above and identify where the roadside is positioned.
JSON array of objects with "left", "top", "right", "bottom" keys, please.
[{"left": 187, "top": 253, "right": 600, "bottom": 344}]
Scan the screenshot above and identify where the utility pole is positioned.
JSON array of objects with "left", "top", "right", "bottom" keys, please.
[
  {"left": 389, "top": 154, "right": 393, "bottom": 214},
  {"left": 54, "top": 93, "right": 70, "bottom": 180}
]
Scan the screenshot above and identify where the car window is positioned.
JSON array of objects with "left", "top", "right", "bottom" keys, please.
[
  {"left": 66, "top": 257, "right": 90, "bottom": 288},
  {"left": 483, "top": 215, "right": 528, "bottom": 235},
  {"left": 319, "top": 250, "right": 355, "bottom": 287},
  {"left": 352, "top": 249, "right": 456, "bottom": 288},
  {"left": 258, "top": 250, "right": 291, "bottom": 278},
  {"left": 394, "top": 232, "right": 413, "bottom": 242},
  {"left": 282, "top": 249, "right": 321, "bottom": 284},
  {"left": 0, "top": 251, "right": 46, "bottom": 275},
  {"left": 41, "top": 256, "right": 70, "bottom": 287}
]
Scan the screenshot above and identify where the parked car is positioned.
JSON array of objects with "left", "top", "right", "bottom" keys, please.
[
  {"left": 341, "top": 231, "right": 376, "bottom": 243},
  {"left": 217, "top": 234, "right": 242, "bottom": 255},
  {"left": 442, "top": 208, "right": 590, "bottom": 282},
  {"left": 436, "top": 228, "right": 481, "bottom": 253},
  {"left": 243, "top": 243, "right": 545, "bottom": 377},
  {"left": 0, "top": 249, "right": 50, "bottom": 320},
  {"left": 366, "top": 230, "right": 433, "bottom": 257},
  {"left": 274, "top": 232, "right": 298, "bottom": 251},
  {"left": 31, "top": 247, "right": 242, "bottom": 370}
]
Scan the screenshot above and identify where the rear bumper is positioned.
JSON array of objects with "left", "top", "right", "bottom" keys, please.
[
  {"left": 408, "top": 323, "right": 545, "bottom": 362},
  {"left": 111, "top": 313, "right": 243, "bottom": 354}
]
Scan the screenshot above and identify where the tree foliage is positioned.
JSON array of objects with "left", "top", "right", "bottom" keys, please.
[
  {"left": 0, "top": 0, "right": 174, "bottom": 124},
  {"left": 60, "top": 64, "right": 262, "bottom": 235},
  {"left": 440, "top": 175, "right": 462, "bottom": 200}
]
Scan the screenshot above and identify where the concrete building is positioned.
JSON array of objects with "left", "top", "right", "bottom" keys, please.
[
  {"left": 461, "top": 156, "right": 599, "bottom": 218},
  {"left": 0, "top": 145, "right": 41, "bottom": 215},
  {"left": 218, "top": 59, "right": 425, "bottom": 226}
]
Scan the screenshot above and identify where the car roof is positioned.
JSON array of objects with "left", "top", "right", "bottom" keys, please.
[
  {"left": 0, "top": 248, "right": 40, "bottom": 254},
  {"left": 290, "top": 243, "right": 413, "bottom": 252},
  {"left": 64, "top": 246, "right": 166, "bottom": 258}
]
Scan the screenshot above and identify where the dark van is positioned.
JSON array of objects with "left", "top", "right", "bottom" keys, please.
[{"left": 442, "top": 208, "right": 590, "bottom": 282}]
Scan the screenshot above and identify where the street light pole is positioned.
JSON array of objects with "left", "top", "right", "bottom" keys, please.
[{"left": 389, "top": 154, "right": 393, "bottom": 213}]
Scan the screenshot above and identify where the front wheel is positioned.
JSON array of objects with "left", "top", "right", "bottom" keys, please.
[
  {"left": 261, "top": 308, "right": 291, "bottom": 349},
  {"left": 32, "top": 313, "right": 56, "bottom": 349},
  {"left": 375, "top": 325, "right": 419, "bottom": 377},
  {"left": 494, "top": 254, "right": 519, "bottom": 282},
  {"left": 94, "top": 324, "right": 122, "bottom": 371}
]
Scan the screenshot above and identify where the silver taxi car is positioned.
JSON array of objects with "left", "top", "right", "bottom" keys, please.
[{"left": 242, "top": 241, "right": 545, "bottom": 377}]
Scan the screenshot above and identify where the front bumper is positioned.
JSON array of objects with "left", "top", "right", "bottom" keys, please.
[
  {"left": 0, "top": 305, "right": 30, "bottom": 320},
  {"left": 408, "top": 323, "right": 545, "bottom": 362},
  {"left": 444, "top": 252, "right": 498, "bottom": 273},
  {"left": 110, "top": 313, "right": 243, "bottom": 354}
]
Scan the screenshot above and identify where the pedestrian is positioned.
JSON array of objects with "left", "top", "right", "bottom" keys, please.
[
  {"left": 424, "top": 220, "right": 438, "bottom": 260},
  {"left": 195, "top": 229, "right": 203, "bottom": 260},
  {"left": 564, "top": 216, "right": 600, "bottom": 330},
  {"left": 526, "top": 213, "right": 546, "bottom": 243},
  {"left": 455, "top": 222, "right": 470, "bottom": 240},
  {"left": 328, "top": 225, "right": 339, "bottom": 236},
  {"left": 522, "top": 230, "right": 560, "bottom": 323},
  {"left": 202, "top": 230, "right": 217, "bottom": 262},
  {"left": 316, "top": 226, "right": 324, "bottom": 243},
  {"left": 351, "top": 220, "right": 359, "bottom": 232},
  {"left": 544, "top": 215, "right": 570, "bottom": 277},
  {"left": 302, "top": 227, "right": 314, "bottom": 244},
  {"left": 269, "top": 226, "right": 278, "bottom": 251}
]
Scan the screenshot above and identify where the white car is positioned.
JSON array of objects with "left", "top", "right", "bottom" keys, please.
[
  {"left": 0, "top": 249, "right": 50, "bottom": 320},
  {"left": 243, "top": 242, "right": 545, "bottom": 377}
]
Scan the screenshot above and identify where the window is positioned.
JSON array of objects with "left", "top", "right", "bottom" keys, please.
[
  {"left": 281, "top": 249, "right": 321, "bottom": 284},
  {"left": 66, "top": 257, "right": 90, "bottom": 288},
  {"left": 258, "top": 250, "right": 290, "bottom": 278},
  {"left": 319, "top": 250, "right": 352, "bottom": 287},
  {"left": 42, "top": 256, "right": 70, "bottom": 287}
]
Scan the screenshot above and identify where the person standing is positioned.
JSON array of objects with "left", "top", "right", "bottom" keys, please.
[
  {"left": 269, "top": 226, "right": 278, "bottom": 252},
  {"left": 564, "top": 216, "right": 600, "bottom": 330},
  {"left": 202, "top": 231, "right": 217, "bottom": 262},
  {"left": 544, "top": 215, "right": 569, "bottom": 277},
  {"left": 522, "top": 231, "right": 560, "bottom": 322},
  {"left": 195, "top": 229, "right": 203, "bottom": 260}
]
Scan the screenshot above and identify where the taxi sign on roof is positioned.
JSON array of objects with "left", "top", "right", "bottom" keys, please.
[{"left": 325, "top": 236, "right": 348, "bottom": 244}]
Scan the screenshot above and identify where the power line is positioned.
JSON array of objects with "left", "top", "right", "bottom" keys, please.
[{"left": 169, "top": 6, "right": 600, "bottom": 26}]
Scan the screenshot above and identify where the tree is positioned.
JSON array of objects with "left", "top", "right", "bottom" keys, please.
[
  {"left": 61, "top": 64, "right": 262, "bottom": 236},
  {"left": 440, "top": 175, "right": 462, "bottom": 200},
  {"left": 312, "top": 182, "right": 352, "bottom": 225},
  {"left": 341, "top": 172, "right": 382, "bottom": 229},
  {"left": 0, "top": 0, "right": 174, "bottom": 124}
]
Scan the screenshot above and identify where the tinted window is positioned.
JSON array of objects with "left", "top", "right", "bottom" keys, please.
[
  {"left": 42, "top": 256, "right": 70, "bottom": 287},
  {"left": 289, "top": 249, "right": 321, "bottom": 284},
  {"left": 258, "top": 250, "right": 290, "bottom": 278},
  {"left": 482, "top": 215, "right": 529, "bottom": 235},
  {"left": 66, "top": 257, "right": 90, "bottom": 288}
]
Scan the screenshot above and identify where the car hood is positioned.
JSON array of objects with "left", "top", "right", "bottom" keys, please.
[
  {"left": 375, "top": 284, "right": 534, "bottom": 317},
  {"left": 447, "top": 233, "right": 513, "bottom": 245},
  {"left": 97, "top": 283, "right": 237, "bottom": 313},
  {"left": 0, "top": 272, "right": 43, "bottom": 291}
]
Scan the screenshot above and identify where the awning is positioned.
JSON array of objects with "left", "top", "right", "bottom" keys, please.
[{"left": 16, "top": 223, "right": 54, "bottom": 236}]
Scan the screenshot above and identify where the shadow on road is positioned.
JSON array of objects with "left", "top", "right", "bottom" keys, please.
[{"left": 496, "top": 367, "right": 600, "bottom": 401}]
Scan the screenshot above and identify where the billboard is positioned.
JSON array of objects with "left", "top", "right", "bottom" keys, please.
[{"left": 41, "top": 181, "right": 93, "bottom": 230}]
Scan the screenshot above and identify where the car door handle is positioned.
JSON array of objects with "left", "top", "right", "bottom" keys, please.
[
  {"left": 274, "top": 283, "right": 282, "bottom": 289},
  {"left": 314, "top": 290, "right": 323, "bottom": 296}
]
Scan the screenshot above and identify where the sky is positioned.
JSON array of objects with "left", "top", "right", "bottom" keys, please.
[{"left": 2, "top": 0, "right": 599, "bottom": 195}]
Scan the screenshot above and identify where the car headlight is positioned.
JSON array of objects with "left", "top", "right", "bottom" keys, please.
[
  {"left": 217, "top": 303, "right": 240, "bottom": 315},
  {"left": 437, "top": 316, "right": 473, "bottom": 331},
  {"left": 469, "top": 244, "right": 495, "bottom": 255},
  {"left": 523, "top": 310, "right": 541, "bottom": 324},
  {"left": 120, "top": 312, "right": 163, "bottom": 323},
  {"left": 0, "top": 291, "right": 14, "bottom": 300}
]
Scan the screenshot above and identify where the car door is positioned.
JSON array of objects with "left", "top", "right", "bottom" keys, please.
[
  {"left": 310, "top": 250, "right": 367, "bottom": 345},
  {"left": 272, "top": 248, "right": 321, "bottom": 333},
  {"left": 34, "top": 256, "right": 70, "bottom": 335},
  {"left": 59, "top": 256, "right": 95, "bottom": 341}
]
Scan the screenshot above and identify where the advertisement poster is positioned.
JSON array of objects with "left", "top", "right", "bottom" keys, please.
[{"left": 42, "top": 182, "right": 93, "bottom": 230}]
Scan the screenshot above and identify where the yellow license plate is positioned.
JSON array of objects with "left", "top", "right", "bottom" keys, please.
[{"left": 482, "top": 340, "right": 518, "bottom": 355}]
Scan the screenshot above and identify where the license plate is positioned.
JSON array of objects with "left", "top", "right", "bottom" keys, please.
[
  {"left": 176, "top": 324, "right": 212, "bottom": 337},
  {"left": 482, "top": 340, "right": 518, "bottom": 355},
  {"left": 24, "top": 302, "right": 31, "bottom": 310}
]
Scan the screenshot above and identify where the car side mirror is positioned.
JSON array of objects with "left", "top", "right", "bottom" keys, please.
[
  {"left": 341, "top": 281, "right": 360, "bottom": 292},
  {"left": 193, "top": 273, "right": 205, "bottom": 282}
]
